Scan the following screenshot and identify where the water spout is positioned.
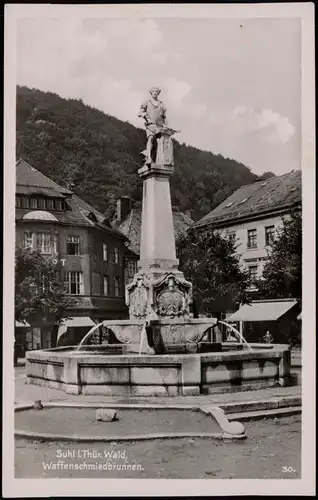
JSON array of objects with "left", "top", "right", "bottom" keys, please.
[
  {"left": 218, "top": 320, "right": 253, "bottom": 352},
  {"left": 76, "top": 322, "right": 104, "bottom": 351},
  {"left": 139, "top": 323, "right": 148, "bottom": 355}
]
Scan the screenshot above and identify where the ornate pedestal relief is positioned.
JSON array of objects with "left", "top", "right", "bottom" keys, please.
[
  {"left": 153, "top": 273, "right": 193, "bottom": 319},
  {"left": 156, "top": 132, "right": 174, "bottom": 166},
  {"left": 125, "top": 274, "right": 151, "bottom": 320}
]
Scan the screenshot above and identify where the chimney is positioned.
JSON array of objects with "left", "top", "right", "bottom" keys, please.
[
  {"left": 116, "top": 196, "right": 132, "bottom": 222},
  {"left": 185, "top": 209, "right": 204, "bottom": 222}
]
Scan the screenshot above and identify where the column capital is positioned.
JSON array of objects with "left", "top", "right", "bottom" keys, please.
[{"left": 138, "top": 163, "right": 174, "bottom": 179}]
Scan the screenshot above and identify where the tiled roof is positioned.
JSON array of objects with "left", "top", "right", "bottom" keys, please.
[
  {"left": 16, "top": 158, "right": 127, "bottom": 239},
  {"left": 195, "top": 170, "right": 301, "bottom": 228},
  {"left": 16, "top": 185, "right": 66, "bottom": 198},
  {"left": 117, "top": 208, "right": 193, "bottom": 256},
  {"left": 16, "top": 158, "right": 72, "bottom": 196}
]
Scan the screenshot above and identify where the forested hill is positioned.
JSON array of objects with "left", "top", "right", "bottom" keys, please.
[{"left": 16, "top": 86, "right": 259, "bottom": 217}]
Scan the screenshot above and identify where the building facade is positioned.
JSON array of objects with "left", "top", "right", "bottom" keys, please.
[
  {"left": 15, "top": 158, "right": 128, "bottom": 351},
  {"left": 195, "top": 171, "right": 301, "bottom": 283},
  {"left": 194, "top": 171, "right": 301, "bottom": 342}
]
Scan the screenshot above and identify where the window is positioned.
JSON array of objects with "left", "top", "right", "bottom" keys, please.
[
  {"left": 248, "top": 265, "right": 258, "bottom": 281},
  {"left": 24, "top": 231, "right": 56, "bottom": 253},
  {"left": 114, "top": 247, "right": 119, "bottom": 264},
  {"left": 92, "top": 272, "right": 101, "bottom": 295},
  {"left": 226, "top": 202, "right": 234, "bottom": 208},
  {"left": 30, "top": 198, "right": 38, "bottom": 209},
  {"left": 265, "top": 225, "right": 275, "bottom": 246},
  {"left": 36, "top": 232, "right": 52, "bottom": 254},
  {"left": 46, "top": 199, "right": 54, "bottom": 210},
  {"left": 64, "top": 271, "right": 83, "bottom": 295},
  {"left": 21, "top": 197, "right": 29, "bottom": 209},
  {"left": 227, "top": 230, "right": 236, "bottom": 242},
  {"left": 102, "top": 243, "right": 108, "bottom": 262},
  {"left": 103, "top": 276, "right": 109, "bottom": 296},
  {"left": 247, "top": 229, "right": 257, "bottom": 249},
  {"left": 127, "top": 260, "right": 137, "bottom": 278},
  {"left": 38, "top": 198, "right": 46, "bottom": 209},
  {"left": 67, "top": 236, "right": 80, "bottom": 256},
  {"left": 16, "top": 196, "right": 21, "bottom": 208},
  {"left": 24, "top": 231, "right": 33, "bottom": 249},
  {"left": 114, "top": 277, "right": 120, "bottom": 297},
  {"left": 55, "top": 200, "right": 63, "bottom": 211}
]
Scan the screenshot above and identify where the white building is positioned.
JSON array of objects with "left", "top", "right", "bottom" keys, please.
[{"left": 195, "top": 170, "right": 301, "bottom": 283}]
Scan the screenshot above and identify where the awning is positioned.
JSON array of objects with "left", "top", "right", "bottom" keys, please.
[
  {"left": 15, "top": 320, "right": 30, "bottom": 327},
  {"left": 60, "top": 316, "right": 95, "bottom": 328},
  {"left": 57, "top": 316, "right": 95, "bottom": 342},
  {"left": 228, "top": 300, "right": 298, "bottom": 322},
  {"left": 297, "top": 312, "right": 302, "bottom": 320}
]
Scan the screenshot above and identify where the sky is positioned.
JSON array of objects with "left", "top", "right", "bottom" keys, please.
[{"left": 16, "top": 15, "right": 301, "bottom": 176}]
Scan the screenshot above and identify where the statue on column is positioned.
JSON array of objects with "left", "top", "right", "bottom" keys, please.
[{"left": 138, "top": 87, "right": 178, "bottom": 166}]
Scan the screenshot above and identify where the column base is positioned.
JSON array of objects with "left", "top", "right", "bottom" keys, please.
[{"left": 138, "top": 258, "right": 179, "bottom": 271}]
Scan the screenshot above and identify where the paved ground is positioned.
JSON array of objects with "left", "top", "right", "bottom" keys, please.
[
  {"left": 14, "top": 364, "right": 302, "bottom": 479},
  {"left": 15, "top": 365, "right": 301, "bottom": 407},
  {"left": 15, "top": 414, "right": 301, "bottom": 479}
]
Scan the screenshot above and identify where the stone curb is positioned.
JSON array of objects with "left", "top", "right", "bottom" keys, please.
[
  {"left": 14, "top": 398, "right": 302, "bottom": 443},
  {"left": 15, "top": 403, "right": 246, "bottom": 441},
  {"left": 14, "top": 430, "right": 247, "bottom": 442},
  {"left": 218, "top": 396, "right": 301, "bottom": 415},
  {"left": 40, "top": 402, "right": 200, "bottom": 411},
  {"left": 14, "top": 395, "right": 301, "bottom": 414},
  {"left": 227, "top": 406, "right": 302, "bottom": 422}
]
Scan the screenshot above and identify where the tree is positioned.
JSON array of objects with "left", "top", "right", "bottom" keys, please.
[
  {"left": 176, "top": 227, "right": 251, "bottom": 317},
  {"left": 258, "top": 171, "right": 276, "bottom": 180},
  {"left": 259, "top": 211, "right": 302, "bottom": 299},
  {"left": 15, "top": 246, "right": 77, "bottom": 326}
]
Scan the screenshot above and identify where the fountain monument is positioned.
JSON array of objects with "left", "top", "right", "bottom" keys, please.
[{"left": 25, "top": 88, "right": 291, "bottom": 397}]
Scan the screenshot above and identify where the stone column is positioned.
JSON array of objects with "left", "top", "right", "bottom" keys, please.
[
  {"left": 125, "top": 130, "right": 193, "bottom": 323},
  {"left": 138, "top": 163, "right": 178, "bottom": 271}
]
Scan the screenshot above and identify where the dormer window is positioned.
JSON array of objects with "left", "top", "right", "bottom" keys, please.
[
  {"left": 239, "top": 198, "right": 248, "bottom": 204},
  {"left": 261, "top": 182, "right": 268, "bottom": 187},
  {"left": 55, "top": 200, "right": 63, "bottom": 211},
  {"left": 38, "top": 198, "right": 46, "bottom": 209},
  {"left": 226, "top": 202, "right": 234, "bottom": 208},
  {"left": 46, "top": 199, "right": 54, "bottom": 210},
  {"left": 88, "top": 212, "right": 97, "bottom": 222},
  {"left": 21, "top": 197, "right": 29, "bottom": 209},
  {"left": 30, "top": 198, "right": 38, "bottom": 209}
]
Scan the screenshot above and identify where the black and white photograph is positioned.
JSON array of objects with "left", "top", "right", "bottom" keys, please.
[{"left": 3, "top": 3, "right": 315, "bottom": 497}]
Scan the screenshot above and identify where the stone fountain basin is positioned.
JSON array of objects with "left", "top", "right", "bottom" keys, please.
[
  {"left": 25, "top": 344, "right": 291, "bottom": 397},
  {"left": 79, "top": 318, "right": 218, "bottom": 354}
]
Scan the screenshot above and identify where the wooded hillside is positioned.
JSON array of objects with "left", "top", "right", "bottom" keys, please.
[{"left": 16, "top": 86, "right": 259, "bottom": 217}]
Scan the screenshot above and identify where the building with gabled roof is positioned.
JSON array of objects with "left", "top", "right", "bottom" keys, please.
[
  {"left": 196, "top": 170, "right": 301, "bottom": 229},
  {"left": 194, "top": 170, "right": 301, "bottom": 283},
  {"left": 15, "top": 158, "right": 128, "bottom": 353},
  {"left": 194, "top": 170, "right": 301, "bottom": 338}
]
